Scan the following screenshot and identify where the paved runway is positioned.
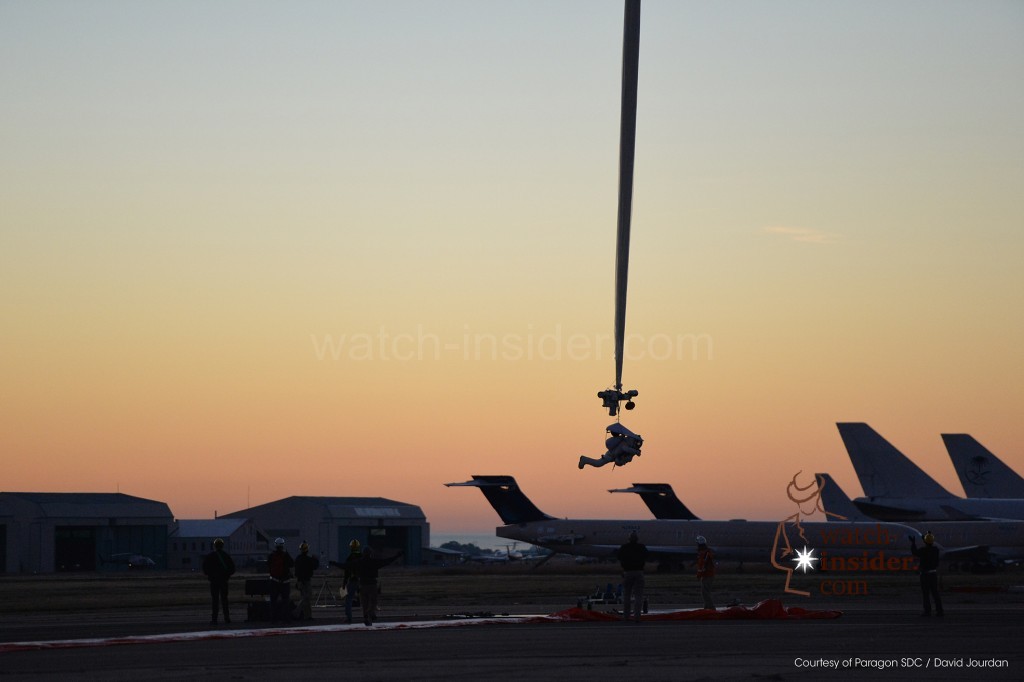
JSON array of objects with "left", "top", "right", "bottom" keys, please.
[{"left": 1, "top": 606, "right": 1020, "bottom": 680}]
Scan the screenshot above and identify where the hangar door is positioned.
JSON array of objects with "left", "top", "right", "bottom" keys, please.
[
  {"left": 55, "top": 526, "right": 96, "bottom": 572},
  {"left": 337, "top": 526, "right": 422, "bottom": 565},
  {"left": 370, "top": 526, "right": 421, "bottom": 565}
]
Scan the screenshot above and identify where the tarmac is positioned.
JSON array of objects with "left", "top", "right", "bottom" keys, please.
[{"left": 1, "top": 601, "right": 1020, "bottom": 681}]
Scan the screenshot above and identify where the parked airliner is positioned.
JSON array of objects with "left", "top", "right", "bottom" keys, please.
[
  {"left": 837, "top": 423, "right": 1024, "bottom": 521},
  {"left": 816, "top": 473, "right": 1024, "bottom": 566},
  {"left": 446, "top": 475, "right": 924, "bottom": 563}
]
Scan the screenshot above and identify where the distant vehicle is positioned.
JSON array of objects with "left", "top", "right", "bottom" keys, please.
[
  {"left": 103, "top": 553, "right": 157, "bottom": 570},
  {"left": 816, "top": 472, "right": 1024, "bottom": 566},
  {"left": 466, "top": 543, "right": 525, "bottom": 564},
  {"left": 942, "top": 434, "right": 1024, "bottom": 499},
  {"left": 446, "top": 475, "right": 925, "bottom": 564},
  {"left": 837, "top": 422, "right": 1024, "bottom": 521}
]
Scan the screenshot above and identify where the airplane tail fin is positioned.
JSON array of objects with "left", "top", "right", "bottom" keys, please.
[
  {"left": 814, "top": 473, "right": 867, "bottom": 520},
  {"left": 942, "top": 434, "right": 1024, "bottom": 499},
  {"left": 445, "top": 476, "right": 554, "bottom": 525},
  {"left": 836, "top": 423, "right": 953, "bottom": 499},
  {"left": 608, "top": 483, "right": 700, "bottom": 520}
]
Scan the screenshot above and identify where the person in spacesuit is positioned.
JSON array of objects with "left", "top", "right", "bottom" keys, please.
[{"left": 579, "top": 422, "right": 644, "bottom": 469}]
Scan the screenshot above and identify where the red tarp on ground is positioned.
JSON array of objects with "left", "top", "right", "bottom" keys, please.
[
  {"left": 0, "top": 601, "right": 843, "bottom": 652},
  {"left": 544, "top": 599, "right": 842, "bottom": 621}
]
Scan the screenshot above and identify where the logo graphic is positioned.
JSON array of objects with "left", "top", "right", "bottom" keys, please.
[
  {"left": 965, "top": 455, "right": 991, "bottom": 486},
  {"left": 792, "top": 546, "right": 818, "bottom": 573},
  {"left": 771, "top": 472, "right": 845, "bottom": 596}
]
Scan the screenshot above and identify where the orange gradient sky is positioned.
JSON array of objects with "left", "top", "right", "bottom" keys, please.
[{"left": 2, "top": 2, "right": 1022, "bottom": 533}]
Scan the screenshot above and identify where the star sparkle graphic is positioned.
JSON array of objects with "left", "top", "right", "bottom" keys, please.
[{"left": 791, "top": 546, "right": 818, "bottom": 573}]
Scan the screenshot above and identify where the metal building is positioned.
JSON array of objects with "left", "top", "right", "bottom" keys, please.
[
  {"left": 0, "top": 492, "right": 173, "bottom": 573},
  {"left": 222, "top": 496, "right": 428, "bottom": 565},
  {"left": 170, "top": 518, "right": 269, "bottom": 571}
]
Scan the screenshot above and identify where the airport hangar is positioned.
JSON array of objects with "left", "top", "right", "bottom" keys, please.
[
  {"left": 1, "top": 492, "right": 429, "bottom": 573},
  {"left": 220, "top": 496, "right": 429, "bottom": 566},
  {"left": 0, "top": 492, "right": 174, "bottom": 573}
]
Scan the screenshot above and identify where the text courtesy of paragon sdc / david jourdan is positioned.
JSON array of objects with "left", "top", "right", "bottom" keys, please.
[{"left": 793, "top": 657, "right": 1009, "bottom": 670}]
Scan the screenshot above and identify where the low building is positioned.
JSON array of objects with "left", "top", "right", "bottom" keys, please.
[
  {"left": 222, "top": 496, "right": 429, "bottom": 565},
  {"left": 170, "top": 518, "right": 269, "bottom": 571},
  {"left": 0, "top": 492, "right": 173, "bottom": 573},
  {"left": 422, "top": 546, "right": 465, "bottom": 567}
]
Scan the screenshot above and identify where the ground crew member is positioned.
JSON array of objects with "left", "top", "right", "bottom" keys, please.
[
  {"left": 201, "top": 538, "right": 235, "bottom": 625},
  {"left": 345, "top": 546, "right": 403, "bottom": 626},
  {"left": 696, "top": 536, "right": 716, "bottom": 610},
  {"left": 617, "top": 530, "right": 648, "bottom": 622},
  {"left": 294, "top": 541, "right": 319, "bottom": 620},
  {"left": 910, "top": 531, "right": 944, "bottom": 617},
  {"left": 267, "top": 537, "right": 295, "bottom": 622},
  {"left": 342, "top": 539, "right": 363, "bottom": 624}
]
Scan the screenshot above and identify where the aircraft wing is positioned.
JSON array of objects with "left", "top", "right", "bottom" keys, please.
[
  {"left": 853, "top": 499, "right": 929, "bottom": 521},
  {"left": 938, "top": 545, "right": 1024, "bottom": 566},
  {"left": 646, "top": 545, "right": 698, "bottom": 559},
  {"left": 938, "top": 505, "right": 986, "bottom": 521},
  {"left": 582, "top": 544, "right": 698, "bottom": 560},
  {"left": 938, "top": 545, "right": 992, "bottom": 562}
]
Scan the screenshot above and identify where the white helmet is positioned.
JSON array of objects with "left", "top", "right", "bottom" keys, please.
[
  {"left": 696, "top": 535, "right": 707, "bottom": 545},
  {"left": 274, "top": 537, "right": 285, "bottom": 548}
]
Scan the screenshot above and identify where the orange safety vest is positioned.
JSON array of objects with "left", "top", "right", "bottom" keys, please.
[{"left": 696, "top": 547, "right": 715, "bottom": 578}]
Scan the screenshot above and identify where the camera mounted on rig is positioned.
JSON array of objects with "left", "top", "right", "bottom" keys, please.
[{"left": 597, "top": 388, "right": 639, "bottom": 416}]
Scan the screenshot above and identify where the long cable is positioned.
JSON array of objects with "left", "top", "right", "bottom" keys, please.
[{"left": 614, "top": 0, "right": 641, "bottom": 392}]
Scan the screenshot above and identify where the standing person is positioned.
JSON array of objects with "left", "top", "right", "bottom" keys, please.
[
  {"left": 267, "top": 537, "right": 295, "bottom": 622},
  {"left": 617, "top": 530, "right": 648, "bottom": 622},
  {"left": 341, "top": 539, "right": 362, "bottom": 624},
  {"left": 910, "top": 531, "right": 944, "bottom": 617},
  {"left": 294, "top": 541, "right": 319, "bottom": 621},
  {"left": 346, "top": 546, "right": 403, "bottom": 626},
  {"left": 696, "top": 536, "right": 716, "bottom": 610},
  {"left": 201, "top": 538, "right": 236, "bottom": 625}
]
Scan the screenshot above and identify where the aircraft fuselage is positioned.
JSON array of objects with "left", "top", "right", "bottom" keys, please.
[
  {"left": 496, "top": 518, "right": 922, "bottom": 563},
  {"left": 854, "top": 497, "right": 1024, "bottom": 522}
]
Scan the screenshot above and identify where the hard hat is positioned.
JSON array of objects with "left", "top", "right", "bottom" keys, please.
[
  {"left": 275, "top": 537, "right": 285, "bottom": 548},
  {"left": 349, "top": 539, "right": 361, "bottom": 549},
  {"left": 923, "top": 532, "right": 935, "bottom": 545},
  {"left": 696, "top": 535, "right": 707, "bottom": 545},
  {"left": 213, "top": 538, "right": 224, "bottom": 549},
  {"left": 299, "top": 541, "right": 309, "bottom": 553}
]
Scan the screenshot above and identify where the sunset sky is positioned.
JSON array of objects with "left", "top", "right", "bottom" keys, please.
[{"left": 2, "top": 1, "right": 1022, "bottom": 534}]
